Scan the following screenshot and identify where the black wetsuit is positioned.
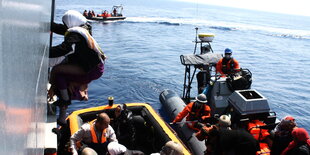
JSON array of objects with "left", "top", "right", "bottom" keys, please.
[{"left": 111, "top": 110, "right": 136, "bottom": 149}]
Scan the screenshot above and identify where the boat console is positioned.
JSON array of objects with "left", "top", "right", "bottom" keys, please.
[
  {"left": 225, "top": 89, "right": 277, "bottom": 128},
  {"left": 229, "top": 90, "right": 270, "bottom": 115}
]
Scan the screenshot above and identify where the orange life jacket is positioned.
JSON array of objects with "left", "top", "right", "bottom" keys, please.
[
  {"left": 248, "top": 120, "right": 270, "bottom": 141},
  {"left": 256, "top": 143, "right": 270, "bottom": 155},
  {"left": 89, "top": 123, "right": 107, "bottom": 143},
  {"left": 196, "top": 126, "right": 211, "bottom": 141},
  {"left": 216, "top": 58, "right": 240, "bottom": 75},
  {"left": 222, "top": 58, "right": 235, "bottom": 73}
]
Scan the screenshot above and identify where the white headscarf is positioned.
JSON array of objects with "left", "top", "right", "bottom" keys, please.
[
  {"left": 62, "top": 10, "right": 87, "bottom": 28},
  {"left": 107, "top": 142, "right": 127, "bottom": 155}
]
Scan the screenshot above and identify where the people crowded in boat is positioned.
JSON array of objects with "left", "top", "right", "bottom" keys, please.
[
  {"left": 216, "top": 48, "right": 240, "bottom": 77},
  {"left": 194, "top": 113, "right": 310, "bottom": 155},
  {"left": 82, "top": 10, "right": 96, "bottom": 18},
  {"left": 172, "top": 93, "right": 211, "bottom": 132},
  {"left": 49, "top": 10, "right": 106, "bottom": 125},
  {"left": 87, "top": 10, "right": 95, "bottom": 18},
  {"left": 97, "top": 10, "right": 112, "bottom": 18}
]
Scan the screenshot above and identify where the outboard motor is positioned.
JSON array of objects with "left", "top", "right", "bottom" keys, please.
[
  {"left": 226, "top": 68, "right": 252, "bottom": 91},
  {"left": 196, "top": 67, "right": 211, "bottom": 94}
]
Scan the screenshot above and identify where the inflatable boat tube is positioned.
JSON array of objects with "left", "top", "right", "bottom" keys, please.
[{"left": 160, "top": 89, "right": 206, "bottom": 155}]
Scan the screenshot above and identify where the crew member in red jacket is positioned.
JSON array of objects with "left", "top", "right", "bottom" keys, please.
[
  {"left": 281, "top": 128, "right": 310, "bottom": 155},
  {"left": 216, "top": 48, "right": 240, "bottom": 77},
  {"left": 172, "top": 94, "right": 211, "bottom": 132}
]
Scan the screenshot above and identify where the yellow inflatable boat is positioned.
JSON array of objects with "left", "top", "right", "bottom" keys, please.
[{"left": 56, "top": 103, "right": 191, "bottom": 155}]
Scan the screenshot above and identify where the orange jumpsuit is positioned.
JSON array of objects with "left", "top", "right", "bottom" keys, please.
[{"left": 173, "top": 102, "right": 211, "bottom": 131}]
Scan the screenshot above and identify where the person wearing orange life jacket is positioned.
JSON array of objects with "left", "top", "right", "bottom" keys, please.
[
  {"left": 172, "top": 94, "right": 211, "bottom": 132},
  {"left": 216, "top": 48, "right": 240, "bottom": 77},
  {"left": 70, "top": 113, "right": 123, "bottom": 155},
  {"left": 102, "top": 10, "right": 108, "bottom": 17}
]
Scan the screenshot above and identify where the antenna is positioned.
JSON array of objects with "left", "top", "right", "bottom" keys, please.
[
  {"left": 193, "top": 27, "right": 199, "bottom": 54},
  {"left": 193, "top": 0, "right": 200, "bottom": 54}
]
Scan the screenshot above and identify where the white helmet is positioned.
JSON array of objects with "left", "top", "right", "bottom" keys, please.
[
  {"left": 218, "top": 115, "right": 231, "bottom": 127},
  {"left": 160, "top": 141, "right": 183, "bottom": 155}
]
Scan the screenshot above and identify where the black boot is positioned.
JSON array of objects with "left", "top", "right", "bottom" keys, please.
[
  {"left": 57, "top": 105, "right": 68, "bottom": 126},
  {"left": 53, "top": 98, "right": 71, "bottom": 106}
]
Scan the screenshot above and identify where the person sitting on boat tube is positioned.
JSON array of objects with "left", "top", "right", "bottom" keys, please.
[
  {"left": 216, "top": 48, "right": 240, "bottom": 77},
  {"left": 70, "top": 113, "right": 117, "bottom": 155},
  {"left": 70, "top": 113, "right": 142, "bottom": 155},
  {"left": 172, "top": 94, "right": 211, "bottom": 132},
  {"left": 49, "top": 10, "right": 106, "bottom": 125}
]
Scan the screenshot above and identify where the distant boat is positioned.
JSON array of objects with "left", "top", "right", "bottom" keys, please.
[
  {"left": 87, "top": 16, "right": 126, "bottom": 21},
  {"left": 84, "top": 5, "right": 126, "bottom": 21}
]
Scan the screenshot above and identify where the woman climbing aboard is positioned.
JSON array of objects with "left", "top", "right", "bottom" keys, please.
[{"left": 49, "top": 10, "right": 106, "bottom": 125}]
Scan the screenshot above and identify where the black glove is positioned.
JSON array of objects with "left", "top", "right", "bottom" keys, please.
[
  {"left": 196, "top": 122, "right": 204, "bottom": 129},
  {"left": 201, "top": 127, "right": 209, "bottom": 137}
]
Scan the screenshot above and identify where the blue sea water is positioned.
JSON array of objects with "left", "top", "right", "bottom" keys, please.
[{"left": 53, "top": 0, "right": 310, "bottom": 129}]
